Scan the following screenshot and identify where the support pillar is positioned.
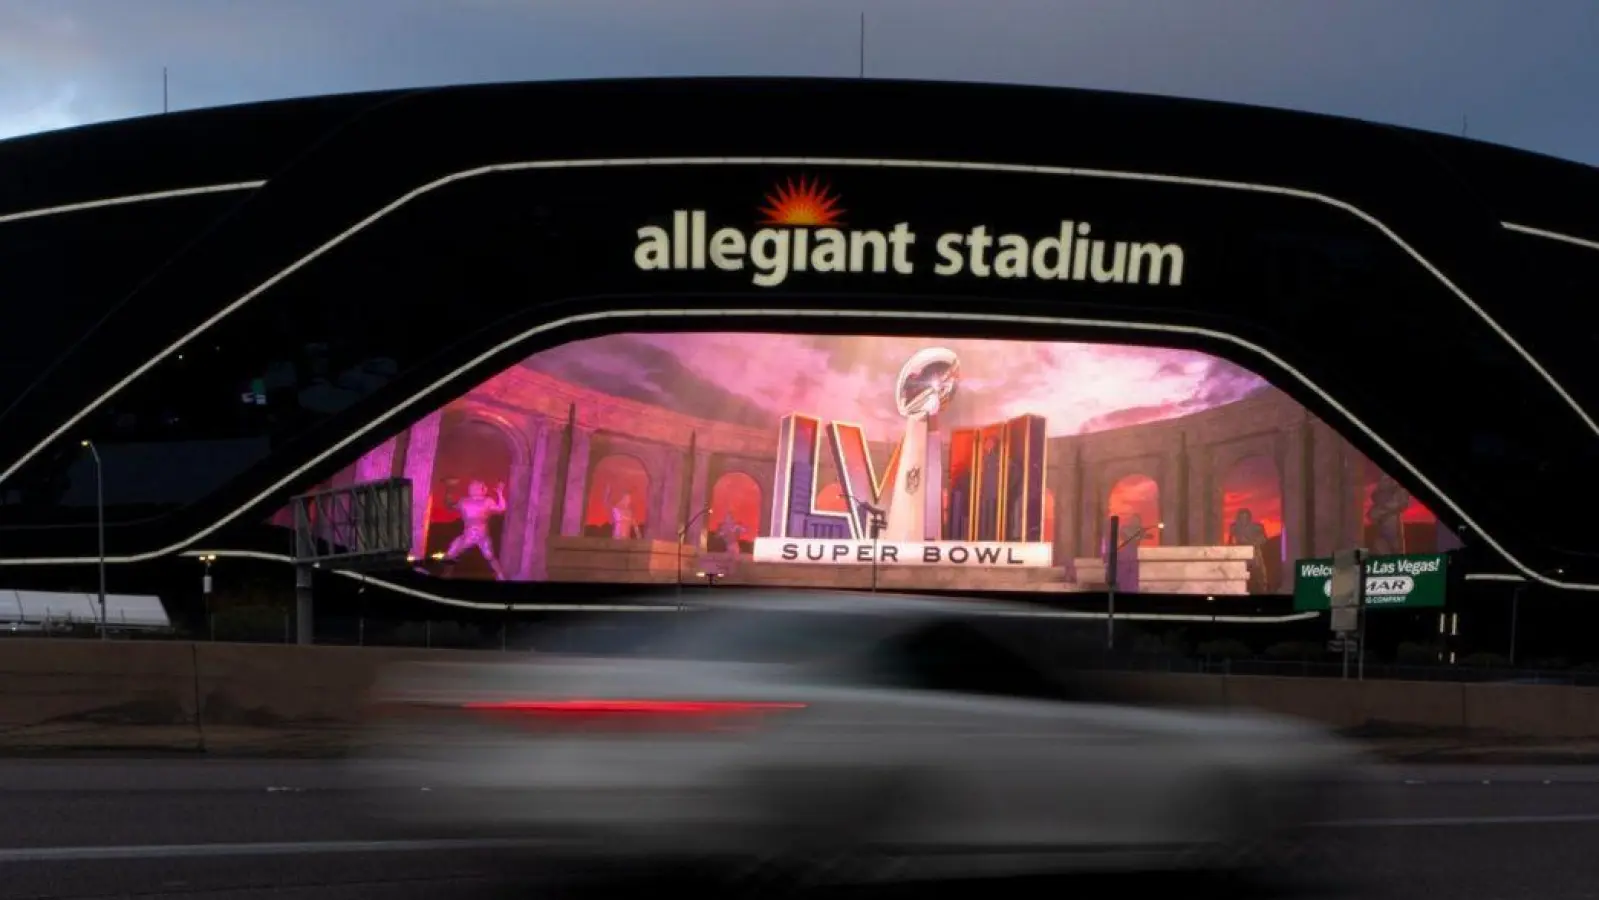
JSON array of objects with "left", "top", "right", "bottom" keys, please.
[
  {"left": 355, "top": 438, "right": 399, "bottom": 484},
  {"left": 515, "top": 419, "right": 554, "bottom": 580},
  {"left": 294, "top": 564, "right": 314, "bottom": 646},
  {"left": 558, "top": 427, "right": 594, "bottom": 537},
  {"left": 1173, "top": 433, "right": 1191, "bottom": 546},
  {"left": 1280, "top": 422, "right": 1311, "bottom": 591},
  {"left": 402, "top": 410, "right": 443, "bottom": 557}
]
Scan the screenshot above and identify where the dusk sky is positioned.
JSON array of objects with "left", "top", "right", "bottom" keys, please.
[
  {"left": 1, "top": 0, "right": 1596, "bottom": 165},
  {"left": 523, "top": 332, "right": 1268, "bottom": 438}
]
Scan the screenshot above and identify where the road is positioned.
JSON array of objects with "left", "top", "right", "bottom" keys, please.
[{"left": 3, "top": 761, "right": 1599, "bottom": 899}]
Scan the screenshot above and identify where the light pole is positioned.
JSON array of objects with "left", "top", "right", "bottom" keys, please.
[
  {"left": 837, "top": 484, "right": 883, "bottom": 592},
  {"left": 676, "top": 506, "right": 713, "bottom": 597},
  {"left": 81, "top": 441, "right": 106, "bottom": 639},
  {"left": 1206, "top": 594, "right": 1216, "bottom": 669},
  {"left": 1106, "top": 518, "right": 1163, "bottom": 651},
  {"left": 199, "top": 554, "right": 216, "bottom": 640},
  {"left": 1509, "top": 583, "right": 1523, "bottom": 667},
  {"left": 856, "top": 500, "right": 886, "bottom": 592}
]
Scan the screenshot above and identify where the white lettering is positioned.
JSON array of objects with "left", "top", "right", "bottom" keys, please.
[
  {"left": 634, "top": 225, "right": 671, "bottom": 270},
  {"left": 1127, "top": 242, "right": 1185, "bottom": 286},
  {"left": 632, "top": 211, "right": 1187, "bottom": 289},
  {"left": 708, "top": 227, "right": 745, "bottom": 271},
  {"left": 933, "top": 232, "right": 965, "bottom": 275},
  {"left": 812, "top": 228, "right": 848, "bottom": 272},
  {"left": 749, "top": 229, "right": 789, "bottom": 287},
  {"left": 753, "top": 538, "right": 1053, "bottom": 567}
]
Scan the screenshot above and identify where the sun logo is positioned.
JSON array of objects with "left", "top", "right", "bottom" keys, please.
[{"left": 758, "top": 176, "right": 845, "bottom": 227}]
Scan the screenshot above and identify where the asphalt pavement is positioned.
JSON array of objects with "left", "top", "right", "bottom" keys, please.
[{"left": 3, "top": 760, "right": 1599, "bottom": 900}]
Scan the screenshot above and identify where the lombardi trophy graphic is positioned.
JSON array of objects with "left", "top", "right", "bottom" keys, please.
[
  {"left": 444, "top": 479, "right": 508, "bottom": 580},
  {"left": 882, "top": 348, "right": 960, "bottom": 542}
]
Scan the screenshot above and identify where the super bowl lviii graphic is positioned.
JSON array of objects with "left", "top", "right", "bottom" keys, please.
[{"left": 274, "top": 332, "right": 1458, "bottom": 596}]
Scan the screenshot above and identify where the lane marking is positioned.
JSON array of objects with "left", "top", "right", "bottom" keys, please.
[
  {"left": 12, "top": 808, "right": 1599, "bottom": 864},
  {"left": 0, "top": 837, "right": 545, "bottom": 863},
  {"left": 1319, "top": 812, "right": 1599, "bottom": 828}
]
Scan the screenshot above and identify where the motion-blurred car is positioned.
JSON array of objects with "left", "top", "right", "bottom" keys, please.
[{"left": 352, "top": 592, "right": 1361, "bottom": 888}]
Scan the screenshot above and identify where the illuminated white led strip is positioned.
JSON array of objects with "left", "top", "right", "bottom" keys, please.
[
  {"left": 0, "top": 157, "right": 1590, "bottom": 593},
  {"left": 176, "top": 548, "right": 1319, "bottom": 621},
  {"left": 1467, "top": 222, "right": 1599, "bottom": 587},
  {"left": 1502, "top": 221, "right": 1599, "bottom": 253},
  {"left": 0, "top": 181, "right": 265, "bottom": 226},
  {"left": 1477, "top": 223, "right": 1599, "bottom": 586}
]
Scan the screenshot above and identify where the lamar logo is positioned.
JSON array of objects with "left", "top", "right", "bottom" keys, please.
[{"left": 633, "top": 176, "right": 1187, "bottom": 289}]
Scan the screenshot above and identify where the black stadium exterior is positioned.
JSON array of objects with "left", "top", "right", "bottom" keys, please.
[{"left": 1, "top": 79, "right": 1597, "bottom": 649}]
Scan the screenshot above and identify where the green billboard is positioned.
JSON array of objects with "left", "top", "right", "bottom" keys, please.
[{"left": 1293, "top": 553, "right": 1448, "bottom": 611}]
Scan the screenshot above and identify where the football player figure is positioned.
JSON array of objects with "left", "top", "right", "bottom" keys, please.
[{"left": 444, "top": 480, "right": 508, "bottom": 580}]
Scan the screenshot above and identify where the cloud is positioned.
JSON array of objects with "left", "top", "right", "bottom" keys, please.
[
  {"left": 0, "top": 0, "right": 1593, "bottom": 164},
  {"left": 522, "top": 332, "right": 1269, "bottom": 438}
]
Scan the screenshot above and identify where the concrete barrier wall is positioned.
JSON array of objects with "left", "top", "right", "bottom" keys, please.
[
  {"left": 1093, "top": 671, "right": 1599, "bottom": 739},
  {"left": 1, "top": 640, "right": 1597, "bottom": 751},
  {"left": 0, "top": 640, "right": 486, "bottom": 752}
]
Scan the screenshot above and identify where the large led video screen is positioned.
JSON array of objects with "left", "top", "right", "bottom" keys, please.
[{"left": 275, "top": 333, "right": 1458, "bottom": 595}]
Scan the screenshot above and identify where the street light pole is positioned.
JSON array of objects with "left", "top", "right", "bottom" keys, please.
[
  {"left": 1106, "top": 518, "right": 1165, "bottom": 651},
  {"left": 1106, "top": 516, "right": 1120, "bottom": 651},
  {"left": 200, "top": 554, "right": 216, "bottom": 640},
  {"left": 81, "top": 441, "right": 106, "bottom": 639},
  {"left": 1509, "top": 584, "right": 1523, "bottom": 667}
]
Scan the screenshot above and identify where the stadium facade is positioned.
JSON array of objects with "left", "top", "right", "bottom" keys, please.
[{"left": 0, "top": 78, "right": 1595, "bottom": 623}]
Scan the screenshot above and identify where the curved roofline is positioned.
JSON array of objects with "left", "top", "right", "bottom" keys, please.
[
  {"left": 4, "top": 76, "right": 1591, "bottom": 174},
  {"left": 3, "top": 77, "right": 1587, "bottom": 238}
]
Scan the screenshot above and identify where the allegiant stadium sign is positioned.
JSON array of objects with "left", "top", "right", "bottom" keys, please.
[{"left": 632, "top": 176, "right": 1186, "bottom": 289}]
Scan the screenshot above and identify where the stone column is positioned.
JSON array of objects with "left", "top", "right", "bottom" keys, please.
[
  {"left": 1330, "top": 428, "right": 1368, "bottom": 549},
  {"left": 401, "top": 410, "right": 443, "bottom": 557},
  {"left": 496, "top": 422, "right": 540, "bottom": 579},
  {"left": 1308, "top": 418, "right": 1348, "bottom": 557},
  {"left": 513, "top": 419, "right": 554, "bottom": 580},
  {"left": 1157, "top": 448, "right": 1176, "bottom": 543},
  {"left": 749, "top": 463, "right": 775, "bottom": 538},
  {"left": 354, "top": 438, "right": 399, "bottom": 485},
  {"left": 684, "top": 453, "right": 712, "bottom": 549},
  {"left": 1337, "top": 439, "right": 1366, "bottom": 551},
  {"left": 1191, "top": 445, "right": 1215, "bottom": 546},
  {"left": 518, "top": 422, "right": 562, "bottom": 581},
  {"left": 1173, "top": 432, "right": 1191, "bottom": 546},
  {"left": 1070, "top": 446, "right": 1087, "bottom": 558},
  {"left": 653, "top": 451, "right": 684, "bottom": 542},
  {"left": 1049, "top": 462, "right": 1071, "bottom": 566},
  {"left": 558, "top": 427, "right": 594, "bottom": 537},
  {"left": 1280, "top": 421, "right": 1311, "bottom": 590}
]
